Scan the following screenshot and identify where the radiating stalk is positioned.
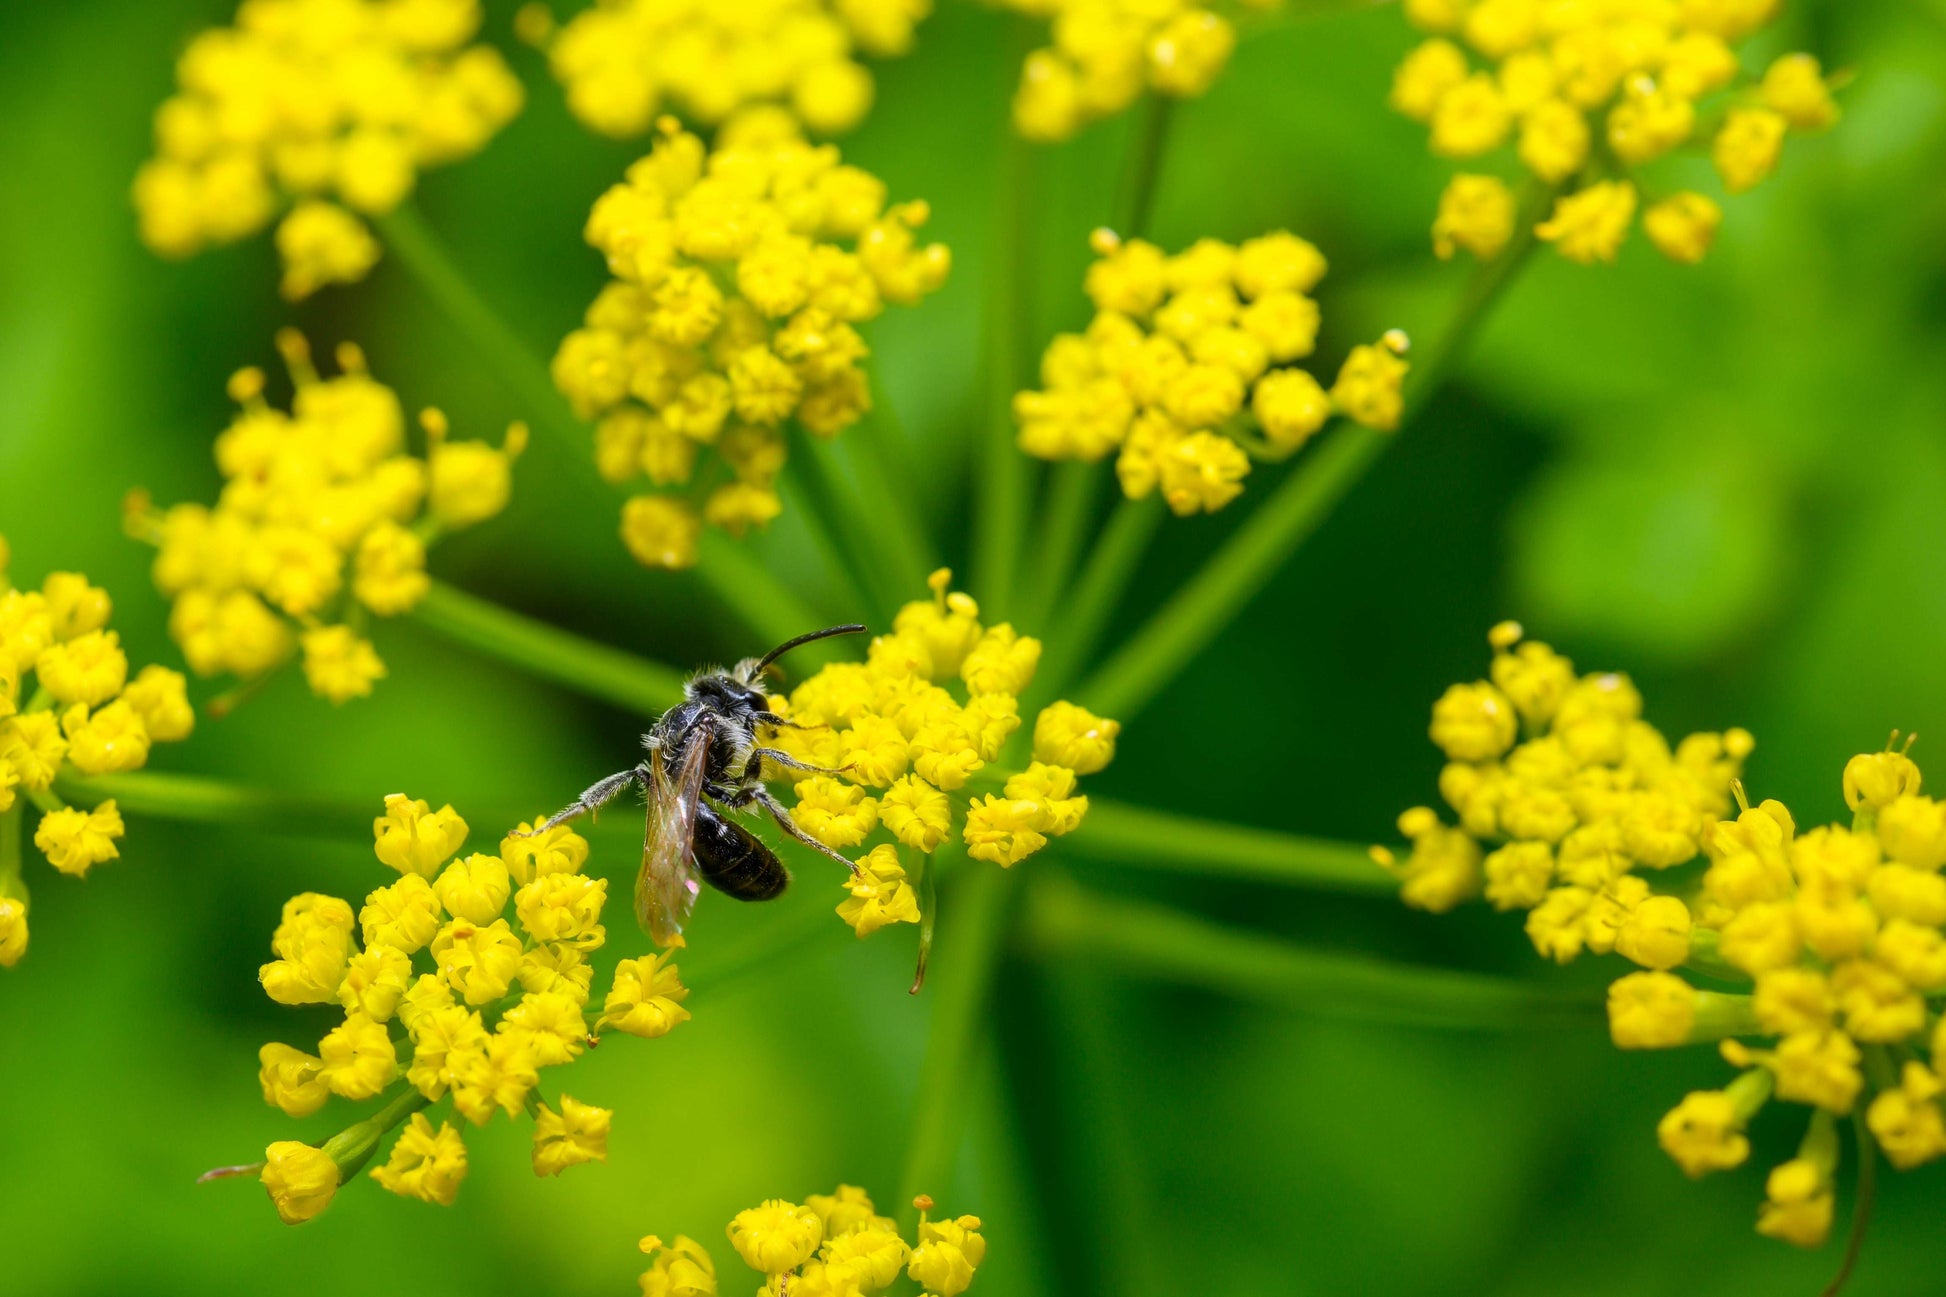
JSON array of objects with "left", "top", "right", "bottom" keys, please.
[
  {"left": 897, "top": 858, "right": 1017, "bottom": 1210},
  {"left": 1077, "top": 227, "right": 1541, "bottom": 722},
  {"left": 1067, "top": 799, "right": 1392, "bottom": 894},
  {"left": 1019, "top": 461, "right": 1103, "bottom": 630},
  {"left": 1037, "top": 494, "right": 1164, "bottom": 699},
  {"left": 411, "top": 579, "right": 686, "bottom": 716},
  {"left": 1022, "top": 874, "right": 1600, "bottom": 1030},
  {"left": 1116, "top": 94, "right": 1174, "bottom": 240},
  {"left": 53, "top": 770, "right": 371, "bottom": 837}
]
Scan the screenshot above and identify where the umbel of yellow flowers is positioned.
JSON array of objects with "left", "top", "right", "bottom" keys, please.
[
  {"left": 254, "top": 796, "right": 691, "bottom": 1224},
  {"left": 639, "top": 1186, "right": 986, "bottom": 1297},
  {"left": 1379, "top": 623, "right": 1946, "bottom": 1251},
  {"left": 0, "top": 538, "right": 195, "bottom": 969},
  {"left": 127, "top": 333, "right": 524, "bottom": 706},
  {"left": 1015, "top": 229, "right": 1409, "bottom": 515},
  {"left": 1003, "top": 0, "right": 1283, "bottom": 141},
  {"left": 1390, "top": 0, "right": 1844, "bottom": 265},
  {"left": 133, "top": 0, "right": 523, "bottom": 299},
  {"left": 761, "top": 571, "right": 1120, "bottom": 942},
  {"left": 528, "top": 0, "right": 931, "bottom": 140},
  {"left": 552, "top": 114, "right": 950, "bottom": 571}
]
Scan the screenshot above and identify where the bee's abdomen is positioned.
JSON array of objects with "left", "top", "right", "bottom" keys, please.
[{"left": 692, "top": 804, "right": 789, "bottom": 901}]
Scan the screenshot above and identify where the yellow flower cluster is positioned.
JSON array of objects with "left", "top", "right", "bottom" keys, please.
[
  {"left": 255, "top": 794, "right": 691, "bottom": 1224},
  {"left": 761, "top": 571, "right": 1118, "bottom": 938},
  {"left": 1002, "top": 0, "right": 1281, "bottom": 141},
  {"left": 1015, "top": 229, "right": 1410, "bottom": 515},
  {"left": 133, "top": 0, "right": 523, "bottom": 299},
  {"left": 1379, "top": 625, "right": 1946, "bottom": 1250},
  {"left": 639, "top": 1187, "right": 984, "bottom": 1297},
  {"left": 129, "top": 334, "right": 524, "bottom": 706},
  {"left": 552, "top": 116, "right": 950, "bottom": 570},
  {"left": 0, "top": 539, "right": 195, "bottom": 969},
  {"left": 1390, "top": 1, "right": 1842, "bottom": 265},
  {"left": 531, "top": 0, "right": 930, "bottom": 140}
]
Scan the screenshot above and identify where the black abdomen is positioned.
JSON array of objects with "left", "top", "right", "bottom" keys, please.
[{"left": 693, "top": 804, "right": 789, "bottom": 901}]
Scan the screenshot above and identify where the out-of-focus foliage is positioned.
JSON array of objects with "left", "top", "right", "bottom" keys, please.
[{"left": 1, "top": 0, "right": 1943, "bottom": 1293}]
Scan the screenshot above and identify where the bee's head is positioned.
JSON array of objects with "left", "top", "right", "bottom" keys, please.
[{"left": 693, "top": 669, "right": 772, "bottom": 717}]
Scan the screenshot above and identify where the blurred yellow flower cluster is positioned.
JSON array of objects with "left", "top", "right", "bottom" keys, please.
[
  {"left": 1390, "top": 0, "right": 1842, "bottom": 265},
  {"left": 1003, "top": 0, "right": 1281, "bottom": 141},
  {"left": 1376, "top": 621, "right": 1751, "bottom": 927},
  {"left": 132, "top": 0, "right": 523, "bottom": 299},
  {"left": 531, "top": 0, "right": 930, "bottom": 140},
  {"left": 128, "top": 334, "right": 524, "bottom": 706},
  {"left": 638, "top": 1186, "right": 984, "bottom": 1297},
  {"left": 1015, "top": 228, "right": 1409, "bottom": 515},
  {"left": 256, "top": 795, "right": 691, "bottom": 1224},
  {"left": 762, "top": 571, "right": 1118, "bottom": 938},
  {"left": 552, "top": 115, "right": 950, "bottom": 571},
  {"left": 0, "top": 540, "right": 195, "bottom": 969}
]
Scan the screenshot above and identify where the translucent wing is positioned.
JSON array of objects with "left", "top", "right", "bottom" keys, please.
[{"left": 637, "top": 719, "right": 710, "bottom": 947}]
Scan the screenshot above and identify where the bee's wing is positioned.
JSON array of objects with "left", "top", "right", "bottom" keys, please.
[{"left": 637, "top": 720, "right": 710, "bottom": 947}]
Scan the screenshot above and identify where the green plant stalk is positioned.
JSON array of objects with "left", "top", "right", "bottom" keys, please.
[
  {"left": 794, "top": 436, "right": 908, "bottom": 625},
  {"left": 1825, "top": 1108, "right": 1879, "bottom": 1297},
  {"left": 1116, "top": 94, "right": 1174, "bottom": 241},
  {"left": 54, "top": 770, "right": 372, "bottom": 838},
  {"left": 695, "top": 531, "right": 840, "bottom": 656},
  {"left": 1078, "top": 229, "right": 1541, "bottom": 722},
  {"left": 321, "top": 1085, "right": 436, "bottom": 1179},
  {"left": 1066, "top": 799, "right": 1393, "bottom": 893},
  {"left": 971, "top": 18, "right": 1037, "bottom": 617},
  {"left": 1037, "top": 494, "right": 1165, "bottom": 700},
  {"left": 376, "top": 202, "right": 845, "bottom": 653},
  {"left": 897, "top": 856, "right": 1015, "bottom": 1213},
  {"left": 839, "top": 404, "right": 941, "bottom": 585},
  {"left": 0, "top": 802, "right": 22, "bottom": 896},
  {"left": 411, "top": 579, "right": 686, "bottom": 717},
  {"left": 1019, "top": 461, "right": 1103, "bottom": 629},
  {"left": 776, "top": 474, "right": 878, "bottom": 620},
  {"left": 1022, "top": 875, "right": 1601, "bottom": 1030}
]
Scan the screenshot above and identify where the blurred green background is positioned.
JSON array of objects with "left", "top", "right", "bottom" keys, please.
[{"left": 4, "top": 0, "right": 1946, "bottom": 1293}]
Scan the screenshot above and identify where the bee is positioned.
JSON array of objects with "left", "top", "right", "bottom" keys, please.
[{"left": 529, "top": 623, "right": 867, "bottom": 946}]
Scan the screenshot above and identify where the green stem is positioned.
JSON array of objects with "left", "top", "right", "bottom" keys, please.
[
  {"left": 411, "top": 579, "right": 686, "bottom": 717},
  {"left": 1078, "top": 231, "right": 1540, "bottom": 722},
  {"left": 793, "top": 435, "right": 907, "bottom": 625},
  {"left": 1037, "top": 495, "right": 1164, "bottom": 699},
  {"left": 1824, "top": 1109, "right": 1878, "bottom": 1297},
  {"left": 374, "top": 204, "right": 580, "bottom": 455},
  {"left": 1065, "top": 799, "right": 1393, "bottom": 894},
  {"left": 910, "top": 845, "right": 938, "bottom": 995},
  {"left": 0, "top": 802, "right": 22, "bottom": 894},
  {"left": 971, "top": 19, "right": 1037, "bottom": 617},
  {"left": 776, "top": 474, "right": 878, "bottom": 620},
  {"left": 1022, "top": 874, "right": 1601, "bottom": 1030},
  {"left": 1019, "top": 461, "right": 1104, "bottom": 631},
  {"left": 897, "top": 857, "right": 1016, "bottom": 1211},
  {"left": 840, "top": 405, "right": 940, "bottom": 586},
  {"left": 1116, "top": 94, "right": 1174, "bottom": 240},
  {"left": 695, "top": 530, "right": 850, "bottom": 659},
  {"left": 53, "top": 770, "right": 371, "bottom": 838},
  {"left": 320, "top": 1085, "right": 435, "bottom": 1180}
]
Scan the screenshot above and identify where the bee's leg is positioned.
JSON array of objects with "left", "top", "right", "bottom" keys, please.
[
  {"left": 750, "top": 784, "right": 861, "bottom": 875},
  {"left": 523, "top": 767, "right": 645, "bottom": 834},
  {"left": 750, "top": 746, "right": 851, "bottom": 778}
]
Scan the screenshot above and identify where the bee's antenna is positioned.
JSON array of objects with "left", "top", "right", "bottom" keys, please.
[{"left": 754, "top": 623, "right": 867, "bottom": 673}]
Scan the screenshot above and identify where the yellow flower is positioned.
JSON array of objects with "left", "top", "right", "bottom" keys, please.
[
  {"left": 300, "top": 626, "right": 386, "bottom": 704},
  {"left": 371, "top": 1114, "right": 469, "bottom": 1206},
  {"left": 502, "top": 818, "right": 590, "bottom": 884},
  {"left": 963, "top": 795, "right": 1047, "bottom": 868},
  {"left": 432, "top": 918, "right": 525, "bottom": 1006},
  {"left": 450, "top": 1031, "right": 541, "bottom": 1125},
  {"left": 1658, "top": 1076, "right": 1766, "bottom": 1178},
  {"left": 434, "top": 853, "right": 512, "bottom": 926},
  {"left": 727, "top": 1200, "right": 825, "bottom": 1274},
  {"left": 1432, "top": 174, "right": 1515, "bottom": 261},
  {"left": 360, "top": 874, "right": 443, "bottom": 955},
  {"left": 429, "top": 416, "right": 525, "bottom": 529},
  {"left": 837, "top": 844, "right": 922, "bottom": 937},
  {"left": 61, "top": 701, "right": 152, "bottom": 776},
  {"left": 36, "top": 629, "right": 128, "bottom": 707},
  {"left": 0, "top": 897, "right": 28, "bottom": 968},
  {"left": 373, "top": 794, "right": 470, "bottom": 878},
  {"left": 500, "top": 990, "right": 590, "bottom": 1067},
  {"left": 600, "top": 951, "right": 692, "bottom": 1039},
  {"left": 1607, "top": 971, "right": 1696, "bottom": 1049},
  {"left": 532, "top": 1095, "right": 611, "bottom": 1177},
  {"left": 1867, "top": 1062, "right": 1946, "bottom": 1170},
  {"left": 515, "top": 872, "right": 608, "bottom": 949},
  {"left": 261, "top": 1141, "right": 339, "bottom": 1226},
  {"left": 1606, "top": 81, "right": 1695, "bottom": 165},
  {"left": 1643, "top": 192, "right": 1721, "bottom": 266},
  {"left": 120, "top": 665, "right": 195, "bottom": 743},
  {"left": 259, "top": 892, "right": 355, "bottom": 1005},
  {"left": 257, "top": 1043, "right": 330, "bottom": 1118},
  {"left": 1536, "top": 181, "right": 1637, "bottom": 265},
  {"left": 33, "top": 801, "right": 125, "bottom": 878},
  {"left": 1330, "top": 333, "right": 1411, "bottom": 432},
  {"left": 1845, "top": 746, "right": 1923, "bottom": 811},
  {"left": 406, "top": 1004, "right": 487, "bottom": 1101},
  {"left": 338, "top": 945, "right": 413, "bottom": 1021},
  {"left": 352, "top": 522, "right": 429, "bottom": 616},
  {"left": 907, "top": 1209, "right": 985, "bottom": 1297},
  {"left": 639, "top": 1234, "right": 719, "bottom": 1297},
  {"left": 794, "top": 775, "right": 882, "bottom": 848},
  {"left": 1756, "top": 1157, "right": 1834, "bottom": 1249},
  {"left": 806, "top": 1184, "right": 880, "bottom": 1237},
  {"left": 318, "top": 1011, "right": 399, "bottom": 1100},
  {"left": 1714, "top": 108, "right": 1788, "bottom": 194},
  {"left": 1761, "top": 54, "right": 1839, "bottom": 131},
  {"left": 1517, "top": 98, "right": 1590, "bottom": 184},
  {"left": 1032, "top": 701, "right": 1119, "bottom": 775},
  {"left": 621, "top": 495, "right": 703, "bottom": 571},
  {"left": 1391, "top": 39, "right": 1469, "bottom": 121},
  {"left": 136, "top": 1, "right": 521, "bottom": 292}
]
